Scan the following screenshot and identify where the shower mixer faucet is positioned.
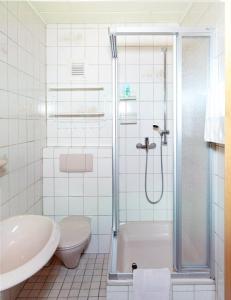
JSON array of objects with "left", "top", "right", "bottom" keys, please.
[{"left": 136, "top": 137, "right": 156, "bottom": 151}]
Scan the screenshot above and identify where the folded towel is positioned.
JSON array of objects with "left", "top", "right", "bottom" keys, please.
[
  {"left": 59, "top": 154, "right": 93, "bottom": 172},
  {"left": 133, "top": 268, "right": 171, "bottom": 300}
]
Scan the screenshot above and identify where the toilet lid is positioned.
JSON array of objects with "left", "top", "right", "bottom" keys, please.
[{"left": 58, "top": 216, "right": 91, "bottom": 250}]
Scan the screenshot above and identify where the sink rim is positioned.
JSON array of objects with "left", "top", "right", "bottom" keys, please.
[{"left": 0, "top": 215, "right": 60, "bottom": 291}]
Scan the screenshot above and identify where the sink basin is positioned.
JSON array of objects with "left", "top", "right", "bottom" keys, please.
[{"left": 0, "top": 215, "right": 60, "bottom": 291}]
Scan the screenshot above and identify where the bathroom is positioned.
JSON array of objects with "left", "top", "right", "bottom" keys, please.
[{"left": 0, "top": 1, "right": 229, "bottom": 300}]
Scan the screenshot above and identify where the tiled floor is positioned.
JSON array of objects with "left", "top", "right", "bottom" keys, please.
[{"left": 17, "top": 254, "right": 108, "bottom": 300}]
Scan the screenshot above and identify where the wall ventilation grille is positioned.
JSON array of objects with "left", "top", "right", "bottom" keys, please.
[{"left": 72, "top": 63, "right": 85, "bottom": 76}]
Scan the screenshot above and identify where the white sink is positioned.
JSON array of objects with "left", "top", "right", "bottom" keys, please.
[{"left": 0, "top": 215, "right": 60, "bottom": 291}]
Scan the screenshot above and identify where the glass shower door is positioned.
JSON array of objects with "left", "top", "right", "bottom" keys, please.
[{"left": 175, "top": 36, "right": 211, "bottom": 272}]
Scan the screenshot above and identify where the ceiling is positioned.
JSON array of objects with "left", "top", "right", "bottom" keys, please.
[{"left": 28, "top": 0, "right": 224, "bottom": 25}]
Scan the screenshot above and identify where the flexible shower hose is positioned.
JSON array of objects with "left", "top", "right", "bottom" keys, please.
[{"left": 145, "top": 135, "right": 164, "bottom": 205}]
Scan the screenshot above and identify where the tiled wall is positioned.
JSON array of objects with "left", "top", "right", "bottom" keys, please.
[
  {"left": 43, "top": 146, "right": 112, "bottom": 253},
  {"left": 45, "top": 24, "right": 113, "bottom": 253},
  {"left": 118, "top": 37, "right": 174, "bottom": 223},
  {"left": 46, "top": 24, "right": 112, "bottom": 147},
  {"left": 107, "top": 282, "right": 216, "bottom": 300},
  {"left": 0, "top": 2, "right": 46, "bottom": 220},
  {"left": 212, "top": 145, "right": 224, "bottom": 300},
  {"left": 198, "top": 6, "right": 224, "bottom": 300},
  {"left": 212, "top": 18, "right": 225, "bottom": 298},
  {"left": 45, "top": 24, "right": 174, "bottom": 253}
]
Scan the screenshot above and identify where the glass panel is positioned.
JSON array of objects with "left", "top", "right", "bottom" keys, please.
[
  {"left": 180, "top": 37, "right": 210, "bottom": 268},
  {"left": 117, "top": 35, "right": 174, "bottom": 226},
  {"left": 115, "top": 35, "right": 174, "bottom": 273}
]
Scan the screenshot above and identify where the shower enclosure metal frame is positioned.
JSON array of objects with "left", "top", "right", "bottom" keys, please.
[
  {"left": 174, "top": 32, "right": 214, "bottom": 276},
  {"left": 109, "top": 26, "right": 214, "bottom": 277}
]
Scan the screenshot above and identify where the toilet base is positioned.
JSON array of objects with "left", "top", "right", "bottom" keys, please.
[
  {"left": 55, "top": 238, "right": 90, "bottom": 269},
  {"left": 55, "top": 247, "right": 83, "bottom": 269}
]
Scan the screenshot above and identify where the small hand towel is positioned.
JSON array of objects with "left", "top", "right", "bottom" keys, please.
[{"left": 133, "top": 268, "right": 171, "bottom": 300}]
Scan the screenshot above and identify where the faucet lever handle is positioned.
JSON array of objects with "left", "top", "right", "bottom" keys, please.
[
  {"left": 136, "top": 143, "right": 143, "bottom": 149},
  {"left": 149, "top": 143, "right": 156, "bottom": 150}
]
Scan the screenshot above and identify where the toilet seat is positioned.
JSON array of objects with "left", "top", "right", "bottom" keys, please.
[{"left": 57, "top": 216, "right": 91, "bottom": 251}]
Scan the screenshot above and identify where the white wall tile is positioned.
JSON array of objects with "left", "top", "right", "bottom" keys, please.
[
  {"left": 69, "top": 178, "right": 83, "bottom": 196},
  {"left": 43, "top": 159, "right": 54, "bottom": 177},
  {"left": 0, "top": 2, "right": 46, "bottom": 221},
  {"left": 98, "top": 158, "right": 112, "bottom": 177},
  {"left": 55, "top": 178, "right": 68, "bottom": 196},
  {"left": 84, "top": 196, "right": 98, "bottom": 215},
  {"left": 68, "top": 196, "right": 84, "bottom": 215},
  {"left": 55, "top": 196, "right": 68, "bottom": 215},
  {"left": 98, "top": 216, "right": 112, "bottom": 234},
  {"left": 85, "top": 28, "right": 98, "bottom": 46},
  {"left": 43, "top": 178, "right": 54, "bottom": 197},
  {"left": 71, "top": 28, "right": 85, "bottom": 46},
  {"left": 126, "top": 65, "right": 140, "bottom": 83},
  {"left": 0, "top": 3, "right": 7, "bottom": 35},
  {"left": 140, "top": 47, "right": 154, "bottom": 65},
  {"left": 43, "top": 197, "right": 54, "bottom": 215},
  {"left": 47, "top": 47, "right": 57, "bottom": 64},
  {"left": 84, "top": 178, "right": 98, "bottom": 197},
  {"left": 54, "top": 159, "right": 68, "bottom": 178},
  {"left": 195, "top": 291, "right": 215, "bottom": 300},
  {"left": 98, "top": 178, "right": 112, "bottom": 196},
  {"left": 173, "top": 292, "right": 194, "bottom": 300},
  {"left": 107, "top": 284, "right": 215, "bottom": 300},
  {"left": 98, "top": 197, "right": 112, "bottom": 215},
  {"left": 107, "top": 291, "right": 128, "bottom": 300}
]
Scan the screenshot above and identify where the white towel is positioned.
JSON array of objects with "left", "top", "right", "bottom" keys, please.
[
  {"left": 204, "top": 81, "right": 225, "bottom": 144},
  {"left": 133, "top": 268, "right": 171, "bottom": 300}
]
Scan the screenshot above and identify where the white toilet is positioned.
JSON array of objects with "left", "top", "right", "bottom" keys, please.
[{"left": 55, "top": 216, "right": 91, "bottom": 268}]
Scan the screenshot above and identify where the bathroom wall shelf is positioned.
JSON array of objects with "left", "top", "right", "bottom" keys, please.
[
  {"left": 49, "top": 87, "right": 104, "bottom": 92},
  {"left": 49, "top": 113, "right": 105, "bottom": 118},
  {"left": 120, "top": 97, "right": 136, "bottom": 101},
  {"left": 119, "top": 96, "right": 137, "bottom": 125},
  {"left": 120, "top": 121, "right": 137, "bottom": 125}
]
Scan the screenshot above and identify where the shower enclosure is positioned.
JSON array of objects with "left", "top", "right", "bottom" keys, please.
[{"left": 109, "top": 27, "right": 213, "bottom": 278}]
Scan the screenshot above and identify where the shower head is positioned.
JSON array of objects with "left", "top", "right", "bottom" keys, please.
[
  {"left": 153, "top": 124, "right": 161, "bottom": 134},
  {"left": 153, "top": 124, "right": 170, "bottom": 140}
]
